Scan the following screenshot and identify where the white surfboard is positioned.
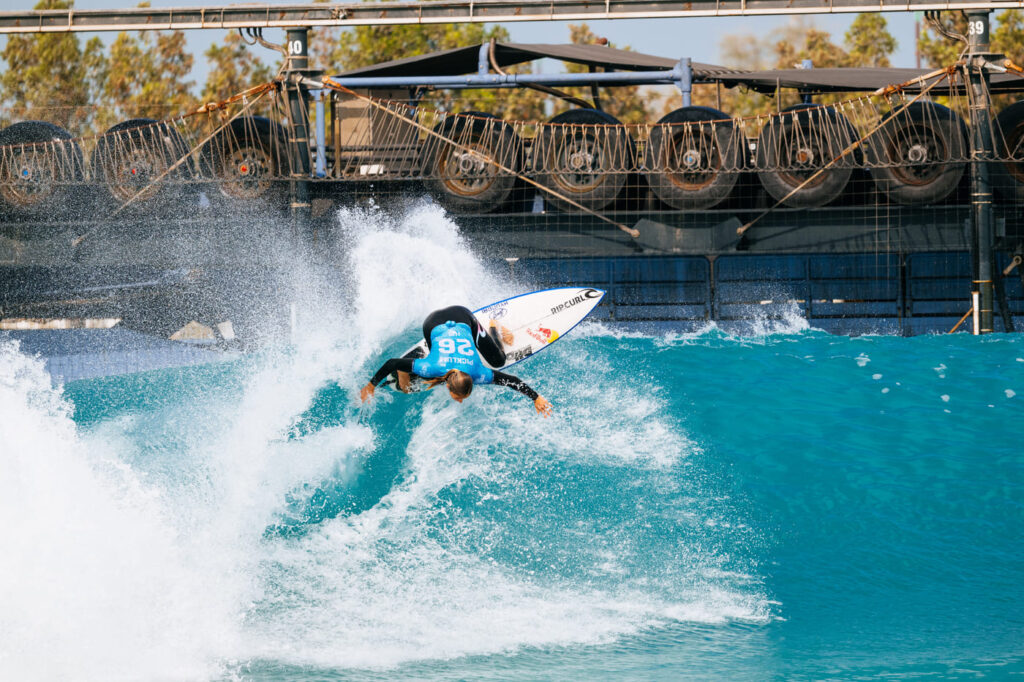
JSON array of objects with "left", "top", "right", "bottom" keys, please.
[{"left": 388, "top": 287, "right": 605, "bottom": 388}]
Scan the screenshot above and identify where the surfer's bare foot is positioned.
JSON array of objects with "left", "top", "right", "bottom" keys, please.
[
  {"left": 396, "top": 371, "right": 413, "bottom": 393},
  {"left": 490, "top": 319, "right": 514, "bottom": 346}
]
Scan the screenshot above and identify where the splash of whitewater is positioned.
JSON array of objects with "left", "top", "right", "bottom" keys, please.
[{"left": 0, "top": 201, "right": 768, "bottom": 679}]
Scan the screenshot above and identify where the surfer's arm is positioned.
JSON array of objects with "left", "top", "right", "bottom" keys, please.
[
  {"left": 369, "top": 358, "right": 415, "bottom": 387},
  {"left": 362, "top": 358, "right": 417, "bottom": 402},
  {"left": 492, "top": 370, "right": 552, "bottom": 417}
]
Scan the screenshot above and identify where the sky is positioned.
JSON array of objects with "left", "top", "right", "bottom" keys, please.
[{"left": 4, "top": 0, "right": 925, "bottom": 90}]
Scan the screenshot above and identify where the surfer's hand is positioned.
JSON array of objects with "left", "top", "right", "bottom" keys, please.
[
  {"left": 360, "top": 383, "right": 376, "bottom": 402},
  {"left": 534, "top": 395, "right": 552, "bottom": 418}
]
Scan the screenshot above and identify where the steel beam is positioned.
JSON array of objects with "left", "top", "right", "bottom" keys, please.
[{"left": 4, "top": 0, "right": 1024, "bottom": 34}]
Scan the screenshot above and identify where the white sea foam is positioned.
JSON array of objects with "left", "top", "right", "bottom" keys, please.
[
  {"left": 244, "top": 389, "right": 762, "bottom": 670},
  {"left": 0, "top": 341, "right": 236, "bottom": 681}
]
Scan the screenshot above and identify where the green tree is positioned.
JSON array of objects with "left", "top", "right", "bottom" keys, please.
[
  {"left": 775, "top": 27, "right": 851, "bottom": 69},
  {"left": 702, "top": 16, "right": 897, "bottom": 121},
  {"left": 97, "top": 6, "right": 196, "bottom": 129},
  {"left": 990, "top": 9, "right": 1024, "bottom": 64},
  {"left": 845, "top": 13, "right": 898, "bottom": 67},
  {"left": 0, "top": 0, "right": 105, "bottom": 132},
  {"left": 202, "top": 31, "right": 276, "bottom": 103}
]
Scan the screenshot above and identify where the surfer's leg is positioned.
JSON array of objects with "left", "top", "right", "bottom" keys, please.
[
  {"left": 422, "top": 306, "right": 476, "bottom": 348},
  {"left": 476, "top": 332, "right": 506, "bottom": 367},
  {"left": 421, "top": 310, "right": 446, "bottom": 348}
]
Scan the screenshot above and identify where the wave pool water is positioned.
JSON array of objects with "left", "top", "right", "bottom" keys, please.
[{"left": 1, "top": 203, "right": 1022, "bottom": 680}]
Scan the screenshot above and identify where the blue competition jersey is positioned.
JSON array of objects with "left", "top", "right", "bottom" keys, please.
[{"left": 412, "top": 321, "right": 494, "bottom": 384}]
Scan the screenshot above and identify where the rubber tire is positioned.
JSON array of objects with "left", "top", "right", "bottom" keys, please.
[
  {"left": 646, "top": 106, "right": 743, "bottom": 210},
  {"left": 0, "top": 120, "right": 84, "bottom": 222},
  {"left": 756, "top": 104, "right": 855, "bottom": 208},
  {"left": 91, "top": 118, "right": 193, "bottom": 213},
  {"left": 866, "top": 102, "right": 967, "bottom": 205},
  {"left": 533, "top": 108, "right": 633, "bottom": 213},
  {"left": 990, "top": 99, "right": 1024, "bottom": 203},
  {"left": 201, "top": 116, "right": 290, "bottom": 211},
  {"left": 421, "top": 111, "right": 521, "bottom": 214}
]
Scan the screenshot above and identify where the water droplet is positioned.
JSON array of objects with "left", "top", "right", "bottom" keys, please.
[{"left": 941, "top": 395, "right": 950, "bottom": 402}]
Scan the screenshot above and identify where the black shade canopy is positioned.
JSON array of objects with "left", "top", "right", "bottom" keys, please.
[
  {"left": 336, "top": 42, "right": 1024, "bottom": 94},
  {"left": 336, "top": 41, "right": 738, "bottom": 79}
]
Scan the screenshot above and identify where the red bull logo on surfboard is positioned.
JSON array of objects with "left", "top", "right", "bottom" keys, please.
[{"left": 527, "top": 326, "right": 559, "bottom": 344}]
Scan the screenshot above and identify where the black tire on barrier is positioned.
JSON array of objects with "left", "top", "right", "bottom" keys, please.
[
  {"left": 866, "top": 101, "right": 967, "bottom": 205},
  {"left": 200, "top": 116, "right": 290, "bottom": 211},
  {"left": 91, "top": 118, "right": 193, "bottom": 213},
  {"left": 990, "top": 99, "right": 1024, "bottom": 203},
  {"left": 646, "top": 106, "right": 743, "bottom": 210},
  {"left": 756, "top": 103, "right": 856, "bottom": 208},
  {"left": 0, "top": 120, "right": 85, "bottom": 222},
  {"left": 421, "top": 111, "right": 521, "bottom": 214},
  {"left": 533, "top": 108, "right": 634, "bottom": 213}
]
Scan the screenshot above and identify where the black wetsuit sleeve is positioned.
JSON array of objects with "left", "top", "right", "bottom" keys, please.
[
  {"left": 492, "top": 370, "right": 539, "bottom": 401},
  {"left": 402, "top": 346, "right": 426, "bottom": 360},
  {"left": 369, "top": 358, "right": 415, "bottom": 386}
]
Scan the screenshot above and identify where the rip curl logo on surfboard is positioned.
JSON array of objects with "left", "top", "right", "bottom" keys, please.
[{"left": 550, "top": 288, "right": 602, "bottom": 316}]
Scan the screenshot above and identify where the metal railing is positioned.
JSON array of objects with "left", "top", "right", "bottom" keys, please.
[{"left": 4, "top": 0, "right": 1024, "bottom": 34}]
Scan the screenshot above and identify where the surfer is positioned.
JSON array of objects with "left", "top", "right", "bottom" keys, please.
[{"left": 360, "top": 305, "right": 553, "bottom": 416}]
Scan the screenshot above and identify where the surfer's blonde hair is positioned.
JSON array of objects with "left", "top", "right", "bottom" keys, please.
[{"left": 427, "top": 369, "right": 473, "bottom": 398}]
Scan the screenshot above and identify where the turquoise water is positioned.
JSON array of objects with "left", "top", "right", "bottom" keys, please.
[{"left": 2, "top": 205, "right": 1022, "bottom": 680}]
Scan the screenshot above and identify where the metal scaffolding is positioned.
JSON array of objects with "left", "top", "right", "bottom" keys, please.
[{"left": 3, "top": 0, "right": 1024, "bottom": 34}]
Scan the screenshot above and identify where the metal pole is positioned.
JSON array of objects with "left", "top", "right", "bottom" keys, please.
[
  {"left": 967, "top": 9, "right": 995, "bottom": 333},
  {"left": 477, "top": 42, "right": 490, "bottom": 75},
  {"left": 313, "top": 89, "right": 327, "bottom": 178},
  {"left": 677, "top": 57, "right": 692, "bottom": 107},
  {"left": 286, "top": 27, "right": 312, "bottom": 229},
  {"left": 323, "top": 66, "right": 686, "bottom": 89}
]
